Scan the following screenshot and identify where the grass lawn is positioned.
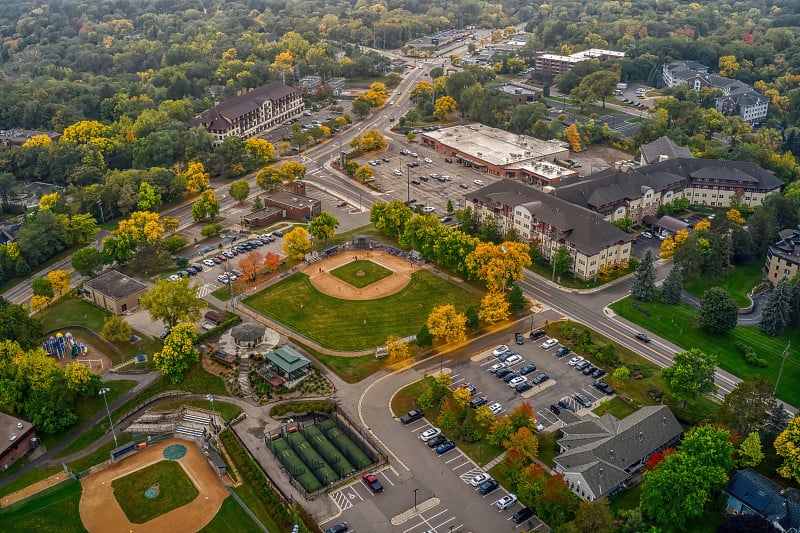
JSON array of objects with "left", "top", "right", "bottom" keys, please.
[
  {"left": 0, "top": 479, "right": 86, "bottom": 533},
  {"left": 684, "top": 258, "right": 764, "bottom": 307},
  {"left": 296, "top": 338, "right": 390, "bottom": 383},
  {"left": 330, "top": 259, "right": 393, "bottom": 288},
  {"left": 0, "top": 465, "right": 62, "bottom": 498},
  {"left": 198, "top": 495, "right": 261, "bottom": 532},
  {"left": 609, "top": 484, "right": 641, "bottom": 514},
  {"left": 390, "top": 377, "right": 434, "bottom": 417},
  {"left": 67, "top": 434, "right": 134, "bottom": 473},
  {"left": 537, "top": 431, "right": 559, "bottom": 468},
  {"left": 245, "top": 270, "right": 482, "bottom": 351},
  {"left": 610, "top": 297, "right": 800, "bottom": 406},
  {"left": 593, "top": 396, "right": 636, "bottom": 419},
  {"left": 111, "top": 460, "right": 199, "bottom": 523},
  {"left": 41, "top": 297, "right": 108, "bottom": 333}
]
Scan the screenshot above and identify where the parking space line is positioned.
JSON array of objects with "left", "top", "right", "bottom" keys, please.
[
  {"left": 451, "top": 460, "right": 473, "bottom": 471},
  {"left": 379, "top": 470, "right": 395, "bottom": 487},
  {"left": 351, "top": 485, "right": 365, "bottom": 502},
  {"left": 444, "top": 452, "right": 464, "bottom": 464},
  {"left": 409, "top": 422, "right": 429, "bottom": 433}
]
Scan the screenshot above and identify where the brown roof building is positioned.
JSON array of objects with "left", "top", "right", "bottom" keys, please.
[
  {"left": 190, "top": 82, "right": 303, "bottom": 146},
  {"left": 244, "top": 181, "right": 321, "bottom": 228},
  {"left": 82, "top": 270, "right": 148, "bottom": 315}
]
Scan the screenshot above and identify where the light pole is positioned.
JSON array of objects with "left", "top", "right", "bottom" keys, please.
[
  {"left": 207, "top": 394, "right": 219, "bottom": 450},
  {"left": 99, "top": 387, "right": 117, "bottom": 448},
  {"left": 501, "top": 245, "right": 508, "bottom": 293},
  {"left": 413, "top": 488, "right": 419, "bottom": 510}
]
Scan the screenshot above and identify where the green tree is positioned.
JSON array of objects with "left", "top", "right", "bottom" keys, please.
[
  {"left": 256, "top": 167, "right": 283, "bottom": 191},
  {"left": 136, "top": 181, "right": 162, "bottom": 211},
  {"left": 552, "top": 245, "right": 572, "bottom": 278},
  {"left": 739, "top": 431, "right": 765, "bottom": 468},
  {"left": 446, "top": 199, "right": 454, "bottom": 213},
  {"left": 631, "top": 249, "right": 656, "bottom": 301},
  {"left": 140, "top": 277, "right": 204, "bottom": 328},
  {"left": 661, "top": 265, "right": 683, "bottom": 305},
  {"left": 699, "top": 287, "right": 738, "bottom": 333},
  {"left": 101, "top": 314, "right": 133, "bottom": 344},
  {"left": 617, "top": 509, "right": 649, "bottom": 533},
  {"left": 612, "top": 365, "right": 631, "bottom": 384},
  {"left": 416, "top": 324, "right": 433, "bottom": 347},
  {"left": 507, "top": 283, "right": 526, "bottom": 310},
  {"left": 0, "top": 299, "right": 44, "bottom": 349},
  {"left": 200, "top": 223, "right": 223, "bottom": 238},
  {"left": 352, "top": 97, "right": 372, "bottom": 119},
  {"left": 717, "top": 375, "right": 778, "bottom": 435},
  {"left": 562, "top": 498, "right": 615, "bottom": 533},
  {"left": 309, "top": 212, "right": 340, "bottom": 247},
  {"left": 191, "top": 189, "right": 220, "bottom": 221},
  {"left": 759, "top": 278, "right": 793, "bottom": 336},
  {"left": 464, "top": 306, "right": 479, "bottom": 329},
  {"left": 31, "top": 277, "right": 54, "bottom": 299},
  {"left": 229, "top": 180, "right": 250, "bottom": 203},
  {"left": 535, "top": 475, "right": 580, "bottom": 528},
  {"left": 661, "top": 348, "right": 718, "bottom": 408},
  {"left": 153, "top": 322, "right": 199, "bottom": 383},
  {"left": 681, "top": 424, "right": 735, "bottom": 471},
  {"left": 370, "top": 200, "right": 413, "bottom": 237}
]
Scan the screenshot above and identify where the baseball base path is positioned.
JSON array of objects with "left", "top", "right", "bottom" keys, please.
[
  {"left": 79, "top": 439, "right": 228, "bottom": 533},
  {"left": 308, "top": 250, "right": 420, "bottom": 300}
]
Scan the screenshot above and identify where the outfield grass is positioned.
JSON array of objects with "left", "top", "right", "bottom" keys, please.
[
  {"left": 0, "top": 479, "right": 86, "bottom": 533},
  {"left": 684, "top": 259, "right": 764, "bottom": 307},
  {"left": 610, "top": 297, "right": 800, "bottom": 406},
  {"left": 245, "top": 270, "right": 482, "bottom": 351},
  {"left": 330, "top": 259, "right": 392, "bottom": 288},
  {"left": 112, "top": 460, "right": 199, "bottom": 523},
  {"left": 198, "top": 495, "right": 261, "bottom": 532},
  {"left": 297, "top": 338, "right": 390, "bottom": 383}
]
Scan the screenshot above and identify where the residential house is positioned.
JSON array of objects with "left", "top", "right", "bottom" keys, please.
[
  {"left": 82, "top": 270, "right": 148, "bottom": 315},
  {"left": 723, "top": 468, "right": 800, "bottom": 531},
  {"left": 190, "top": 82, "right": 303, "bottom": 146},
  {"left": 466, "top": 179, "right": 633, "bottom": 280},
  {"left": 765, "top": 225, "right": 800, "bottom": 285},
  {"left": 554, "top": 405, "right": 683, "bottom": 501},
  {"left": 0, "top": 222, "right": 21, "bottom": 246}
]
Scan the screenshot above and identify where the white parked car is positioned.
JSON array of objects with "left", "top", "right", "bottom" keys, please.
[
  {"left": 489, "top": 403, "right": 503, "bottom": 415},
  {"left": 470, "top": 473, "right": 491, "bottom": 487},
  {"left": 202, "top": 258, "right": 216, "bottom": 267},
  {"left": 168, "top": 274, "right": 180, "bottom": 282},
  {"left": 492, "top": 345, "right": 510, "bottom": 357},
  {"left": 422, "top": 206, "right": 435, "bottom": 213},
  {"left": 424, "top": 157, "right": 433, "bottom": 164},
  {"left": 568, "top": 356, "right": 584, "bottom": 366},
  {"left": 495, "top": 494, "right": 518, "bottom": 510},
  {"left": 540, "top": 338, "right": 558, "bottom": 349},
  {"left": 217, "top": 274, "right": 230, "bottom": 284},
  {"left": 419, "top": 428, "right": 442, "bottom": 442},
  {"left": 489, "top": 362, "right": 506, "bottom": 373},
  {"left": 508, "top": 376, "right": 527, "bottom": 388},
  {"left": 393, "top": 169, "right": 403, "bottom": 176},
  {"left": 504, "top": 354, "right": 523, "bottom": 366},
  {"left": 474, "top": 179, "right": 484, "bottom": 186}
]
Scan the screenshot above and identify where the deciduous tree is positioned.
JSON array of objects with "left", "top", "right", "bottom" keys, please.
[
  {"left": 775, "top": 416, "right": 800, "bottom": 483},
  {"left": 661, "top": 348, "right": 718, "bottom": 408},
  {"left": 480, "top": 291, "right": 510, "bottom": 324},
  {"left": 238, "top": 251, "right": 263, "bottom": 281},
  {"left": 101, "top": 314, "right": 133, "bottom": 344},
  {"left": 46, "top": 269, "right": 70, "bottom": 299},
  {"left": 183, "top": 162, "right": 210, "bottom": 192},
  {"left": 309, "top": 212, "right": 339, "bottom": 246},
  {"left": 282, "top": 227, "right": 311, "bottom": 259},
  {"left": 256, "top": 167, "right": 283, "bottom": 191},
  {"left": 64, "top": 362, "right": 97, "bottom": 395},
  {"left": 699, "top": 287, "right": 738, "bottom": 333},
  {"left": 565, "top": 124, "right": 582, "bottom": 151},
  {"left": 433, "top": 95, "right": 457, "bottom": 122},
  {"left": 465, "top": 241, "right": 531, "bottom": 292},
  {"left": 386, "top": 335, "right": 411, "bottom": 364},
  {"left": 136, "top": 181, "right": 162, "bottom": 211},
  {"left": 562, "top": 499, "right": 615, "bottom": 533},
  {"left": 263, "top": 252, "right": 281, "bottom": 271},
  {"left": 279, "top": 161, "right": 306, "bottom": 181},
  {"left": 140, "top": 277, "right": 204, "bottom": 328},
  {"left": 229, "top": 180, "right": 250, "bottom": 203},
  {"left": 29, "top": 294, "right": 50, "bottom": 314},
  {"left": 191, "top": 189, "right": 219, "bottom": 221},
  {"left": 535, "top": 475, "right": 580, "bottom": 528},
  {"left": 244, "top": 137, "right": 275, "bottom": 163},
  {"left": 370, "top": 200, "right": 413, "bottom": 237},
  {"left": 153, "top": 322, "right": 199, "bottom": 383},
  {"left": 717, "top": 375, "right": 778, "bottom": 435},
  {"left": 31, "top": 277, "right": 54, "bottom": 299},
  {"left": 739, "top": 431, "right": 765, "bottom": 468},
  {"left": 426, "top": 305, "right": 467, "bottom": 345}
]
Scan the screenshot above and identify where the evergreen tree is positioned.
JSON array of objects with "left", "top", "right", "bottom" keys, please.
[
  {"left": 464, "top": 306, "right": 479, "bottom": 329},
  {"left": 416, "top": 324, "right": 433, "bottom": 347},
  {"left": 631, "top": 250, "right": 656, "bottom": 301},
  {"left": 759, "top": 278, "right": 793, "bottom": 336},
  {"left": 699, "top": 287, "right": 738, "bottom": 333},
  {"left": 507, "top": 283, "right": 526, "bottom": 310},
  {"left": 661, "top": 265, "right": 683, "bottom": 305}
]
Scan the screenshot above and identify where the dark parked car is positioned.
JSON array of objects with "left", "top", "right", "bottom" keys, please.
[
  {"left": 591, "top": 368, "right": 607, "bottom": 379},
  {"left": 513, "top": 507, "right": 535, "bottom": 524},
  {"left": 495, "top": 368, "right": 513, "bottom": 379},
  {"left": 634, "top": 332, "right": 651, "bottom": 343},
  {"left": 555, "top": 346, "right": 571, "bottom": 357},
  {"left": 549, "top": 404, "right": 561, "bottom": 415},
  {"left": 558, "top": 398, "right": 576, "bottom": 412},
  {"left": 458, "top": 383, "right": 477, "bottom": 396},
  {"left": 435, "top": 440, "right": 456, "bottom": 454},
  {"left": 575, "top": 360, "right": 590, "bottom": 371},
  {"left": 530, "top": 329, "right": 546, "bottom": 340},
  {"left": 502, "top": 372, "right": 520, "bottom": 383},
  {"left": 574, "top": 392, "right": 593, "bottom": 408},
  {"left": 426, "top": 434, "right": 448, "bottom": 448},
  {"left": 582, "top": 364, "right": 597, "bottom": 375},
  {"left": 594, "top": 381, "right": 615, "bottom": 395},
  {"left": 470, "top": 396, "right": 488, "bottom": 408},
  {"left": 519, "top": 364, "right": 537, "bottom": 376},
  {"left": 325, "top": 523, "right": 348, "bottom": 533},
  {"left": 514, "top": 332, "right": 525, "bottom": 345},
  {"left": 400, "top": 410, "right": 424, "bottom": 424},
  {"left": 531, "top": 373, "right": 549, "bottom": 385},
  {"left": 362, "top": 473, "right": 383, "bottom": 493},
  {"left": 515, "top": 381, "right": 533, "bottom": 393},
  {"left": 478, "top": 479, "right": 499, "bottom": 495},
  {"left": 498, "top": 351, "right": 514, "bottom": 362}
]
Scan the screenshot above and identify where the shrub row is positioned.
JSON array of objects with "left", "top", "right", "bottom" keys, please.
[
  {"left": 270, "top": 400, "right": 336, "bottom": 417},
  {"left": 734, "top": 340, "right": 767, "bottom": 367},
  {"left": 196, "top": 314, "right": 242, "bottom": 344},
  {"left": 631, "top": 300, "right": 652, "bottom": 316}
]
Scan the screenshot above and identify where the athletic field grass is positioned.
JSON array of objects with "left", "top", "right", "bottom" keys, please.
[
  {"left": 0, "top": 479, "right": 86, "bottom": 533},
  {"left": 244, "top": 270, "right": 482, "bottom": 351},
  {"left": 111, "top": 460, "right": 199, "bottom": 523},
  {"left": 330, "top": 260, "right": 392, "bottom": 288},
  {"left": 199, "top": 495, "right": 261, "bottom": 532}
]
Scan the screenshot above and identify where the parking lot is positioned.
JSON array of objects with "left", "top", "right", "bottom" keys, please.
[
  {"left": 358, "top": 139, "right": 500, "bottom": 216},
  {"left": 451, "top": 332, "right": 614, "bottom": 429}
]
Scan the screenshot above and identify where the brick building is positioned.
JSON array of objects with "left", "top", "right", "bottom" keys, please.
[
  {"left": 0, "top": 413, "right": 38, "bottom": 471},
  {"left": 244, "top": 181, "right": 321, "bottom": 228}
]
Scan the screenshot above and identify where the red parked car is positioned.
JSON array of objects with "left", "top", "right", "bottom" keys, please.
[{"left": 362, "top": 473, "right": 383, "bottom": 493}]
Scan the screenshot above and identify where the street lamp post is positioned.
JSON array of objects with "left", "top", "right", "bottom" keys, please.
[
  {"left": 99, "top": 387, "right": 118, "bottom": 448},
  {"left": 207, "top": 394, "right": 219, "bottom": 450},
  {"left": 413, "top": 488, "right": 419, "bottom": 510}
]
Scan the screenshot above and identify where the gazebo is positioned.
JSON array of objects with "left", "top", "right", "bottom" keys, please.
[
  {"left": 264, "top": 346, "right": 312, "bottom": 384},
  {"left": 230, "top": 322, "right": 266, "bottom": 348}
]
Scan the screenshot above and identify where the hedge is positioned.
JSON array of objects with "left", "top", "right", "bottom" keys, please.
[
  {"left": 196, "top": 314, "right": 242, "bottom": 343},
  {"left": 269, "top": 400, "right": 336, "bottom": 417}
]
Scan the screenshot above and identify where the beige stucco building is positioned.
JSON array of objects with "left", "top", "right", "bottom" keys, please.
[
  {"left": 765, "top": 226, "right": 800, "bottom": 285},
  {"left": 82, "top": 270, "right": 148, "bottom": 315}
]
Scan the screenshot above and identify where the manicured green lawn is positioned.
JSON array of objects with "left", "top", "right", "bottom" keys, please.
[
  {"left": 0, "top": 465, "right": 62, "bottom": 498},
  {"left": 299, "top": 339, "right": 390, "bottom": 383},
  {"left": 593, "top": 396, "right": 637, "bottom": 419},
  {"left": 67, "top": 434, "right": 134, "bottom": 473},
  {"left": 610, "top": 297, "right": 800, "bottom": 406},
  {"left": 0, "top": 479, "right": 86, "bottom": 533},
  {"left": 684, "top": 259, "right": 764, "bottom": 307},
  {"left": 112, "top": 460, "right": 199, "bottom": 523},
  {"left": 41, "top": 297, "right": 109, "bottom": 333},
  {"left": 199, "top": 495, "right": 261, "bottom": 532},
  {"left": 245, "top": 270, "right": 482, "bottom": 351},
  {"left": 330, "top": 259, "right": 392, "bottom": 288}
]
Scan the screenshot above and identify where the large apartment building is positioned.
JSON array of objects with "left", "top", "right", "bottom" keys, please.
[
  {"left": 191, "top": 82, "right": 303, "bottom": 146},
  {"left": 533, "top": 48, "right": 625, "bottom": 76}
]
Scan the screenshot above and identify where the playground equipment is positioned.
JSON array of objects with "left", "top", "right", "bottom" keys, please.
[{"left": 42, "top": 331, "right": 88, "bottom": 360}]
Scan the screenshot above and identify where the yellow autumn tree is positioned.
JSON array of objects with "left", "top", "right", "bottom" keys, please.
[
  {"left": 39, "top": 192, "right": 59, "bottom": 211},
  {"left": 566, "top": 124, "right": 582, "bottom": 152},
  {"left": 62, "top": 120, "right": 112, "bottom": 144},
  {"left": 426, "top": 305, "right": 467, "bottom": 344},
  {"left": 244, "top": 138, "right": 275, "bottom": 163},
  {"left": 659, "top": 236, "right": 677, "bottom": 259},
  {"left": 465, "top": 241, "right": 531, "bottom": 292},
  {"left": 452, "top": 387, "right": 472, "bottom": 410},
  {"left": 480, "top": 291, "right": 510, "bottom": 324},
  {"left": 727, "top": 208, "right": 745, "bottom": 225},
  {"left": 279, "top": 161, "right": 307, "bottom": 181},
  {"left": 674, "top": 229, "right": 689, "bottom": 246},
  {"left": 433, "top": 96, "right": 457, "bottom": 123},
  {"left": 153, "top": 322, "right": 199, "bottom": 383},
  {"left": 694, "top": 219, "right": 711, "bottom": 232},
  {"left": 183, "top": 162, "right": 210, "bottom": 192},
  {"left": 22, "top": 134, "right": 52, "bottom": 148},
  {"left": 47, "top": 269, "right": 71, "bottom": 299},
  {"left": 64, "top": 363, "right": 93, "bottom": 394},
  {"left": 282, "top": 227, "right": 311, "bottom": 259},
  {"left": 386, "top": 335, "right": 411, "bottom": 364},
  {"left": 29, "top": 294, "right": 51, "bottom": 314}
]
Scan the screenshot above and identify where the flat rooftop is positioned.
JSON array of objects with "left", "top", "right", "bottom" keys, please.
[
  {"left": 509, "top": 160, "right": 577, "bottom": 180},
  {"left": 423, "top": 124, "right": 568, "bottom": 167}
]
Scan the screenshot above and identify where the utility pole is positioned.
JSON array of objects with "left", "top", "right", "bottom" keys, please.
[{"left": 774, "top": 341, "right": 791, "bottom": 396}]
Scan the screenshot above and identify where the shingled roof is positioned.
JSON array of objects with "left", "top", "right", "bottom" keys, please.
[
  {"left": 724, "top": 469, "right": 800, "bottom": 531},
  {"left": 468, "top": 179, "right": 631, "bottom": 255},
  {"left": 191, "top": 82, "right": 297, "bottom": 130},
  {"left": 84, "top": 270, "right": 147, "bottom": 300},
  {"left": 640, "top": 136, "right": 693, "bottom": 165}
]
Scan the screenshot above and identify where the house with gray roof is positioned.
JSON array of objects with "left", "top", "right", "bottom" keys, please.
[
  {"left": 639, "top": 136, "right": 693, "bottom": 166},
  {"left": 723, "top": 468, "right": 800, "bottom": 531},
  {"left": 82, "top": 270, "right": 148, "bottom": 315},
  {"left": 190, "top": 82, "right": 303, "bottom": 146},
  {"left": 466, "top": 179, "right": 633, "bottom": 280},
  {"left": 765, "top": 225, "right": 800, "bottom": 286},
  {"left": 554, "top": 405, "right": 682, "bottom": 501}
]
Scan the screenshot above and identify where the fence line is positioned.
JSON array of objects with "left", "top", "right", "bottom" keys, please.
[{"left": 226, "top": 486, "right": 271, "bottom": 533}]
